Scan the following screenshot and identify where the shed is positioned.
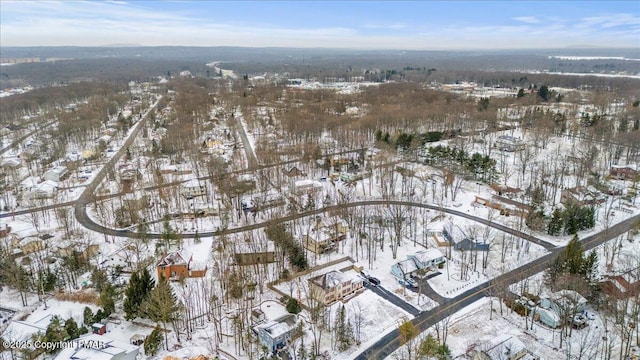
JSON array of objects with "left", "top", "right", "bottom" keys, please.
[{"left": 92, "top": 323, "right": 106, "bottom": 335}]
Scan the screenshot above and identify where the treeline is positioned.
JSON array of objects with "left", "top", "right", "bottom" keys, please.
[
  {"left": 375, "top": 129, "right": 460, "bottom": 149},
  {"left": 0, "top": 81, "right": 125, "bottom": 123},
  {"left": 0, "top": 58, "right": 208, "bottom": 90},
  {"left": 422, "top": 145, "right": 497, "bottom": 182}
]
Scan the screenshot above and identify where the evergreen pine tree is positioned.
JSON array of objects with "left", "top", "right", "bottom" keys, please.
[
  {"left": 143, "top": 278, "right": 180, "bottom": 350},
  {"left": 548, "top": 208, "right": 563, "bottom": 235},
  {"left": 64, "top": 318, "right": 80, "bottom": 340},
  {"left": 123, "top": 268, "right": 155, "bottom": 320},
  {"left": 144, "top": 325, "right": 163, "bottom": 356},
  {"left": 83, "top": 306, "right": 94, "bottom": 326},
  {"left": 335, "top": 305, "right": 353, "bottom": 351}
]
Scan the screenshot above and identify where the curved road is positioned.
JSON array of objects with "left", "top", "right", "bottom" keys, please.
[{"left": 72, "top": 199, "right": 558, "bottom": 252}]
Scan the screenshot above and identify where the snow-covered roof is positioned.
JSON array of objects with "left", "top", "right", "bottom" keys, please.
[
  {"left": 255, "top": 314, "right": 298, "bottom": 339},
  {"left": 611, "top": 164, "right": 638, "bottom": 171},
  {"left": 54, "top": 334, "right": 139, "bottom": 360},
  {"left": 45, "top": 166, "right": 67, "bottom": 176},
  {"left": 412, "top": 249, "right": 444, "bottom": 263},
  {"left": 1, "top": 319, "right": 48, "bottom": 343},
  {"left": 310, "top": 270, "right": 360, "bottom": 290},
  {"left": 157, "top": 249, "right": 193, "bottom": 267},
  {"left": 485, "top": 334, "right": 526, "bottom": 360},
  {"left": 394, "top": 258, "right": 419, "bottom": 275}
]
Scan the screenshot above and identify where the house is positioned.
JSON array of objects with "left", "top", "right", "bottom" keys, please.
[
  {"left": 19, "top": 236, "right": 47, "bottom": 255},
  {"left": 312, "top": 216, "right": 349, "bottom": 236},
  {"left": 1, "top": 315, "right": 51, "bottom": 344},
  {"left": 560, "top": 186, "right": 605, "bottom": 206},
  {"left": 609, "top": 164, "right": 639, "bottom": 180},
  {"left": 157, "top": 249, "right": 207, "bottom": 280},
  {"left": 535, "top": 307, "right": 561, "bottom": 328},
  {"left": 392, "top": 250, "right": 446, "bottom": 280},
  {"left": 391, "top": 258, "right": 420, "bottom": 280},
  {"left": 251, "top": 309, "right": 266, "bottom": 324},
  {"left": 495, "top": 135, "right": 524, "bottom": 152},
  {"left": 254, "top": 314, "right": 300, "bottom": 353},
  {"left": 1, "top": 157, "right": 21, "bottom": 170},
  {"left": 181, "top": 178, "right": 206, "bottom": 199},
  {"left": 54, "top": 334, "right": 139, "bottom": 360},
  {"left": 303, "top": 231, "right": 337, "bottom": 254},
  {"left": 285, "top": 166, "right": 306, "bottom": 177},
  {"left": 490, "top": 183, "right": 523, "bottom": 197},
  {"left": 309, "top": 270, "right": 364, "bottom": 305},
  {"left": 0, "top": 224, "right": 11, "bottom": 238},
  {"left": 254, "top": 193, "right": 285, "bottom": 210},
  {"left": 291, "top": 179, "right": 323, "bottom": 195},
  {"left": 43, "top": 166, "right": 68, "bottom": 182},
  {"left": 303, "top": 228, "right": 345, "bottom": 254},
  {"left": 473, "top": 334, "right": 528, "bottom": 360},
  {"left": 547, "top": 290, "right": 588, "bottom": 316},
  {"left": 233, "top": 235, "right": 276, "bottom": 265},
  {"left": 600, "top": 270, "right": 640, "bottom": 299},
  {"left": 454, "top": 238, "right": 490, "bottom": 252},
  {"left": 408, "top": 249, "right": 446, "bottom": 269},
  {"left": 32, "top": 180, "right": 59, "bottom": 199}
]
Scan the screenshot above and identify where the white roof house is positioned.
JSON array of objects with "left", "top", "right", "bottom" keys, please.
[
  {"left": 43, "top": 166, "right": 68, "bottom": 182},
  {"left": 1, "top": 314, "right": 53, "bottom": 343},
  {"left": 32, "top": 180, "right": 59, "bottom": 199},
  {"left": 54, "top": 334, "right": 140, "bottom": 360},
  {"left": 484, "top": 334, "right": 527, "bottom": 360}
]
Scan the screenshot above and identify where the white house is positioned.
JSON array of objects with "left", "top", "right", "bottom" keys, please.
[
  {"left": 181, "top": 178, "right": 206, "bottom": 199},
  {"left": 43, "top": 166, "right": 68, "bottom": 182},
  {"left": 495, "top": 135, "right": 524, "bottom": 152},
  {"left": 1, "top": 315, "right": 51, "bottom": 344},
  {"left": 32, "top": 180, "right": 59, "bottom": 199},
  {"left": 54, "top": 334, "right": 140, "bottom": 360},
  {"left": 291, "top": 179, "right": 323, "bottom": 195}
]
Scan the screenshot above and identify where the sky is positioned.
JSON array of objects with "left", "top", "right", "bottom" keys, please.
[{"left": 1, "top": 1, "right": 639, "bottom": 50}]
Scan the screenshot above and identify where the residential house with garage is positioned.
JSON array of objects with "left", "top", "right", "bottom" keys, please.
[
  {"left": 157, "top": 249, "right": 207, "bottom": 280},
  {"left": 309, "top": 269, "right": 364, "bottom": 305}
]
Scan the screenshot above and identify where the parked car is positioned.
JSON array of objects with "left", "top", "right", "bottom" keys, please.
[
  {"left": 368, "top": 276, "right": 381, "bottom": 286},
  {"left": 398, "top": 278, "right": 418, "bottom": 289}
]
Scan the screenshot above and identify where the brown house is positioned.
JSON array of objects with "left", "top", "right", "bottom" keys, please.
[
  {"left": 560, "top": 186, "right": 605, "bottom": 206},
  {"left": 600, "top": 271, "right": 640, "bottom": 299},
  {"left": 609, "top": 165, "right": 639, "bottom": 180},
  {"left": 157, "top": 250, "right": 207, "bottom": 280}
]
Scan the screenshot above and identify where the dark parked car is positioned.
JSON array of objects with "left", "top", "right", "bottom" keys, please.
[{"left": 368, "top": 276, "right": 381, "bottom": 286}]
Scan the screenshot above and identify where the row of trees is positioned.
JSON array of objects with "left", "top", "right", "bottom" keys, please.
[
  {"left": 547, "top": 203, "right": 596, "bottom": 235},
  {"left": 265, "top": 223, "right": 309, "bottom": 271}
]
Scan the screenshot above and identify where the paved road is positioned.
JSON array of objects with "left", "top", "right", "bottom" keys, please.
[
  {"left": 74, "top": 98, "right": 162, "bottom": 233},
  {"left": 0, "top": 120, "right": 57, "bottom": 156},
  {"left": 234, "top": 108, "right": 258, "bottom": 169},
  {"left": 353, "top": 213, "right": 640, "bottom": 360},
  {"left": 417, "top": 273, "right": 448, "bottom": 304},
  {"left": 365, "top": 282, "right": 421, "bottom": 316}
]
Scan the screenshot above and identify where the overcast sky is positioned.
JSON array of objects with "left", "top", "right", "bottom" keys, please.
[{"left": 1, "top": 1, "right": 639, "bottom": 49}]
